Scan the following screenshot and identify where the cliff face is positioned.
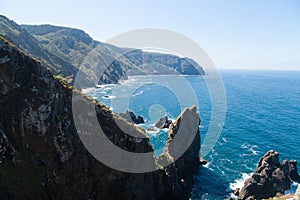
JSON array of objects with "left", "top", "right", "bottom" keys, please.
[
  {"left": 237, "top": 150, "right": 300, "bottom": 200},
  {"left": 155, "top": 106, "right": 201, "bottom": 199},
  {"left": 22, "top": 24, "right": 205, "bottom": 85},
  {"left": 0, "top": 15, "right": 205, "bottom": 87},
  {"left": 0, "top": 37, "right": 201, "bottom": 199}
]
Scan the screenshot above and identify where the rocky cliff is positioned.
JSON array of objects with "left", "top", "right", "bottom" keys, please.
[
  {"left": 0, "top": 37, "right": 201, "bottom": 199},
  {"left": 237, "top": 150, "right": 300, "bottom": 200},
  {"left": 1, "top": 15, "right": 205, "bottom": 87},
  {"left": 0, "top": 15, "right": 78, "bottom": 79}
]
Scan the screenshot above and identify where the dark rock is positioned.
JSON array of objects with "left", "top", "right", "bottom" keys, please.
[
  {"left": 119, "top": 111, "right": 145, "bottom": 124},
  {"left": 289, "top": 160, "right": 300, "bottom": 182},
  {"left": 199, "top": 158, "right": 208, "bottom": 165},
  {"left": 154, "top": 116, "right": 172, "bottom": 129},
  {"left": 155, "top": 105, "right": 201, "bottom": 199},
  {"left": 0, "top": 38, "right": 201, "bottom": 199},
  {"left": 233, "top": 188, "right": 240, "bottom": 196},
  {"left": 238, "top": 150, "right": 300, "bottom": 200},
  {"left": 135, "top": 116, "right": 145, "bottom": 124}
]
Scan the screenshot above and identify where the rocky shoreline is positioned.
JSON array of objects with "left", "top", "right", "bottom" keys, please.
[
  {"left": 233, "top": 150, "right": 300, "bottom": 200},
  {"left": 1, "top": 31, "right": 300, "bottom": 200},
  {"left": 0, "top": 37, "right": 202, "bottom": 199}
]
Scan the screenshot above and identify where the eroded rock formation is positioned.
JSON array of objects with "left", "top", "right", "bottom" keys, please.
[
  {"left": 237, "top": 150, "right": 300, "bottom": 200},
  {"left": 119, "top": 110, "right": 145, "bottom": 124},
  {"left": 155, "top": 116, "right": 172, "bottom": 129}
]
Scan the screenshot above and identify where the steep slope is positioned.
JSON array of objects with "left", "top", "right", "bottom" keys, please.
[
  {"left": 1, "top": 14, "right": 205, "bottom": 86},
  {"left": 22, "top": 24, "right": 205, "bottom": 84},
  {"left": 0, "top": 37, "right": 201, "bottom": 199},
  {"left": 0, "top": 15, "right": 77, "bottom": 79}
]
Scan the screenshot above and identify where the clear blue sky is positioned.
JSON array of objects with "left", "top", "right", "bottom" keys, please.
[{"left": 1, "top": 0, "right": 300, "bottom": 70}]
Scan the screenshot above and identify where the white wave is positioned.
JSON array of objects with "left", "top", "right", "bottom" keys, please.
[
  {"left": 229, "top": 173, "right": 252, "bottom": 191},
  {"left": 249, "top": 147, "right": 258, "bottom": 155},
  {"left": 103, "top": 87, "right": 112, "bottom": 91},
  {"left": 102, "top": 95, "right": 116, "bottom": 99},
  {"left": 81, "top": 87, "right": 95, "bottom": 93},
  {"left": 240, "top": 143, "right": 259, "bottom": 156},
  {"left": 146, "top": 128, "right": 160, "bottom": 135},
  {"left": 95, "top": 84, "right": 104, "bottom": 88},
  {"left": 132, "top": 90, "right": 144, "bottom": 97},
  {"left": 202, "top": 162, "right": 210, "bottom": 168},
  {"left": 222, "top": 137, "right": 227, "bottom": 142}
]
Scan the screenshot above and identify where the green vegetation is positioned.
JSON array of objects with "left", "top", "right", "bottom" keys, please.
[{"left": 1, "top": 15, "right": 204, "bottom": 88}]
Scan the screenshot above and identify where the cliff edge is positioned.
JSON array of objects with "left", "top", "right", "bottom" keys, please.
[{"left": 0, "top": 37, "right": 201, "bottom": 199}]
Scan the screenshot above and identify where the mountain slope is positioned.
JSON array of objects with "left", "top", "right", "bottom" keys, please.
[
  {"left": 1, "top": 15, "right": 204, "bottom": 87},
  {"left": 0, "top": 36, "right": 201, "bottom": 199},
  {"left": 22, "top": 24, "right": 205, "bottom": 85},
  {"left": 0, "top": 15, "right": 78, "bottom": 80}
]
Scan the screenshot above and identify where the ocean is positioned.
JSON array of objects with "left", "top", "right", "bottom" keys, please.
[{"left": 83, "top": 70, "right": 300, "bottom": 199}]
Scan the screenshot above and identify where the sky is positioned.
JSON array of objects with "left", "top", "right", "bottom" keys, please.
[{"left": 1, "top": 0, "right": 300, "bottom": 70}]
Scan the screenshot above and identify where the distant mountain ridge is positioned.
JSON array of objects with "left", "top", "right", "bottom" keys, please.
[
  {"left": 0, "top": 15, "right": 204, "bottom": 87},
  {"left": 0, "top": 15, "right": 78, "bottom": 79}
]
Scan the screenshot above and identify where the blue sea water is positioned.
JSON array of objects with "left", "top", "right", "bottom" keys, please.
[{"left": 84, "top": 70, "right": 300, "bottom": 199}]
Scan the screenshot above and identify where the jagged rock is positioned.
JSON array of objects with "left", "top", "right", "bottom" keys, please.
[
  {"left": 289, "top": 160, "right": 300, "bottom": 182},
  {"left": 155, "top": 105, "right": 201, "bottom": 199},
  {"left": 154, "top": 116, "right": 172, "bottom": 129},
  {"left": 0, "top": 38, "right": 201, "bottom": 199},
  {"left": 238, "top": 150, "right": 300, "bottom": 200},
  {"left": 119, "top": 111, "right": 145, "bottom": 124}
]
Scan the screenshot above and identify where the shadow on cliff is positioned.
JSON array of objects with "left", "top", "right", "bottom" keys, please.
[{"left": 191, "top": 166, "right": 230, "bottom": 199}]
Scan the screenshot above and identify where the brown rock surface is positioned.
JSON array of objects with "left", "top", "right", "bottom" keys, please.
[{"left": 238, "top": 150, "right": 300, "bottom": 200}]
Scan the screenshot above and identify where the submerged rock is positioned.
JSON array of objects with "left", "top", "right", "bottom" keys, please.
[
  {"left": 237, "top": 150, "right": 300, "bottom": 200},
  {"left": 154, "top": 116, "right": 172, "bottom": 129}
]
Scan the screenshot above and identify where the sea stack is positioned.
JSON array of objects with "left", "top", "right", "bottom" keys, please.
[{"left": 237, "top": 150, "right": 300, "bottom": 200}]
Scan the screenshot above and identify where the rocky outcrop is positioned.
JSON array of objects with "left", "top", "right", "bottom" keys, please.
[
  {"left": 0, "top": 37, "right": 201, "bottom": 199},
  {"left": 155, "top": 106, "right": 201, "bottom": 199},
  {"left": 119, "top": 110, "right": 145, "bottom": 124},
  {"left": 155, "top": 116, "right": 172, "bottom": 129},
  {"left": 275, "top": 185, "right": 300, "bottom": 200},
  {"left": 237, "top": 150, "right": 300, "bottom": 200}
]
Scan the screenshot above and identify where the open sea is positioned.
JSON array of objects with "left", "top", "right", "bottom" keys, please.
[{"left": 83, "top": 70, "right": 300, "bottom": 199}]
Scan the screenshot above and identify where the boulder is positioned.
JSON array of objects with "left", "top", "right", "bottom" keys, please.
[
  {"left": 238, "top": 150, "right": 300, "bottom": 200},
  {"left": 154, "top": 116, "right": 172, "bottom": 129},
  {"left": 119, "top": 110, "right": 145, "bottom": 124}
]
